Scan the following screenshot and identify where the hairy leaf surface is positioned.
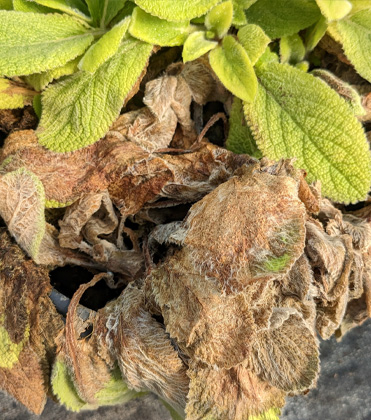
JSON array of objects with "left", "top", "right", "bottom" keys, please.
[
  {"left": 244, "top": 63, "right": 371, "bottom": 203},
  {"left": 316, "top": 0, "right": 352, "bottom": 21},
  {"left": 238, "top": 24, "right": 270, "bottom": 65},
  {"left": 37, "top": 38, "right": 152, "bottom": 152},
  {"left": 0, "top": 168, "right": 45, "bottom": 261},
  {"left": 335, "top": 9, "right": 371, "bottom": 83},
  {"left": 134, "top": 0, "right": 221, "bottom": 21},
  {"left": 205, "top": 0, "right": 233, "bottom": 37},
  {"left": 33, "top": 0, "right": 90, "bottom": 20},
  {"left": 209, "top": 35, "right": 257, "bottom": 102},
  {"left": 245, "top": 0, "right": 321, "bottom": 38},
  {"left": 182, "top": 31, "right": 217, "bottom": 62},
  {"left": 79, "top": 17, "right": 130, "bottom": 73},
  {"left": 86, "top": 0, "right": 127, "bottom": 27},
  {"left": 226, "top": 97, "right": 261, "bottom": 157},
  {"left": 13, "top": 0, "right": 56, "bottom": 13},
  {"left": 25, "top": 57, "right": 80, "bottom": 91},
  {"left": 0, "top": 11, "right": 94, "bottom": 77},
  {"left": 129, "top": 7, "right": 191, "bottom": 46}
]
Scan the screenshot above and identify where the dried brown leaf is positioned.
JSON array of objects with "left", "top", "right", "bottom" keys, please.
[
  {"left": 171, "top": 163, "right": 307, "bottom": 294},
  {"left": 0, "top": 229, "right": 64, "bottom": 414},
  {"left": 148, "top": 248, "right": 274, "bottom": 369},
  {"left": 93, "top": 284, "right": 189, "bottom": 414},
  {"left": 1, "top": 130, "right": 251, "bottom": 216},
  {"left": 186, "top": 364, "right": 285, "bottom": 420},
  {"left": 247, "top": 309, "right": 319, "bottom": 393},
  {"left": 305, "top": 221, "right": 354, "bottom": 338}
]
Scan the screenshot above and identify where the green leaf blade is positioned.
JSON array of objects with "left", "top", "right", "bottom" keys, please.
[
  {"left": 205, "top": 0, "right": 233, "bottom": 38},
  {"left": 0, "top": 11, "right": 94, "bottom": 77},
  {"left": 133, "top": 0, "right": 221, "bottom": 22},
  {"left": 245, "top": 0, "right": 321, "bottom": 38},
  {"left": 86, "top": 0, "right": 127, "bottom": 27},
  {"left": 244, "top": 63, "right": 371, "bottom": 203},
  {"left": 335, "top": 9, "right": 371, "bottom": 83},
  {"left": 238, "top": 23, "right": 270, "bottom": 65},
  {"left": 0, "top": 78, "right": 35, "bottom": 109},
  {"left": 25, "top": 57, "right": 80, "bottom": 91},
  {"left": 316, "top": 0, "right": 352, "bottom": 21},
  {"left": 33, "top": 0, "right": 91, "bottom": 21},
  {"left": 226, "top": 97, "right": 262, "bottom": 158},
  {"left": 129, "top": 7, "right": 191, "bottom": 46},
  {"left": 209, "top": 35, "right": 257, "bottom": 103},
  {"left": 182, "top": 31, "right": 217, "bottom": 62},
  {"left": 79, "top": 17, "right": 131, "bottom": 73},
  {"left": 37, "top": 38, "right": 153, "bottom": 152}
]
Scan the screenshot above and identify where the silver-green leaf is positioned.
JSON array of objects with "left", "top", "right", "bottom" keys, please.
[
  {"left": 79, "top": 17, "right": 131, "bottom": 73},
  {"left": 335, "top": 9, "right": 371, "bottom": 83},
  {"left": 244, "top": 62, "right": 371, "bottom": 203},
  {"left": 129, "top": 7, "right": 191, "bottom": 46},
  {"left": 37, "top": 38, "right": 152, "bottom": 152},
  {"left": 134, "top": 0, "right": 221, "bottom": 22},
  {"left": 209, "top": 35, "right": 257, "bottom": 103},
  {"left": 245, "top": 0, "right": 321, "bottom": 38},
  {"left": 182, "top": 31, "right": 217, "bottom": 63},
  {"left": 0, "top": 11, "right": 94, "bottom": 77}
]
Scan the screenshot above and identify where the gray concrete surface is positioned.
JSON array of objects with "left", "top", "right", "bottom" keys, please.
[{"left": 1, "top": 318, "right": 371, "bottom": 420}]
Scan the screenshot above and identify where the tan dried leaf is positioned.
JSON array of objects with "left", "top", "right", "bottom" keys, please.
[
  {"left": 58, "top": 191, "right": 143, "bottom": 278},
  {"left": 55, "top": 274, "right": 120, "bottom": 406},
  {"left": 186, "top": 364, "right": 285, "bottom": 420},
  {"left": 148, "top": 247, "right": 275, "bottom": 369},
  {"left": 248, "top": 309, "right": 319, "bottom": 393},
  {"left": 0, "top": 229, "right": 64, "bottom": 414},
  {"left": 0, "top": 167, "right": 45, "bottom": 261},
  {"left": 1, "top": 130, "right": 251, "bottom": 216},
  {"left": 94, "top": 284, "right": 189, "bottom": 414},
  {"left": 305, "top": 221, "right": 354, "bottom": 339},
  {"left": 172, "top": 163, "right": 307, "bottom": 294}
]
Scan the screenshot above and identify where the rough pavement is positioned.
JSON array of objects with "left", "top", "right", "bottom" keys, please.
[{"left": 1, "top": 319, "right": 371, "bottom": 420}]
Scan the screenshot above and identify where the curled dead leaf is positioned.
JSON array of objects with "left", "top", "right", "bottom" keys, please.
[{"left": 0, "top": 229, "right": 64, "bottom": 414}]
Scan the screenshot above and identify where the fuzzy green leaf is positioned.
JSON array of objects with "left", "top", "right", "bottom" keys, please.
[
  {"left": 244, "top": 63, "right": 371, "bottom": 203},
  {"left": 316, "top": 0, "right": 352, "bottom": 21},
  {"left": 33, "top": 0, "right": 91, "bottom": 21},
  {"left": 280, "top": 34, "right": 306, "bottom": 64},
  {"left": 25, "top": 57, "right": 80, "bottom": 91},
  {"left": 13, "top": 0, "right": 56, "bottom": 13},
  {"left": 335, "top": 9, "right": 371, "bottom": 83},
  {"left": 37, "top": 38, "right": 152, "bottom": 152},
  {"left": 245, "top": 0, "right": 321, "bottom": 38},
  {"left": 232, "top": 0, "right": 248, "bottom": 26},
  {"left": 0, "top": 11, "right": 94, "bottom": 77},
  {"left": 238, "top": 23, "right": 270, "bottom": 65},
  {"left": 350, "top": 0, "right": 371, "bottom": 14},
  {"left": 209, "top": 35, "right": 257, "bottom": 102},
  {"left": 0, "top": 77, "right": 35, "bottom": 109},
  {"left": 182, "top": 31, "right": 217, "bottom": 62},
  {"left": 205, "top": 0, "right": 233, "bottom": 38},
  {"left": 311, "top": 69, "right": 365, "bottom": 116},
  {"left": 86, "top": 0, "right": 127, "bottom": 27},
  {"left": 0, "top": 0, "right": 12, "bottom": 9},
  {"left": 133, "top": 0, "right": 221, "bottom": 22},
  {"left": 129, "top": 7, "right": 191, "bottom": 46},
  {"left": 226, "top": 97, "right": 262, "bottom": 158},
  {"left": 305, "top": 16, "right": 328, "bottom": 51},
  {"left": 79, "top": 18, "right": 130, "bottom": 73}
]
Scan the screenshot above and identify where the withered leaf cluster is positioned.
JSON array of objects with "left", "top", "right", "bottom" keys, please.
[{"left": 0, "top": 60, "right": 370, "bottom": 420}]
